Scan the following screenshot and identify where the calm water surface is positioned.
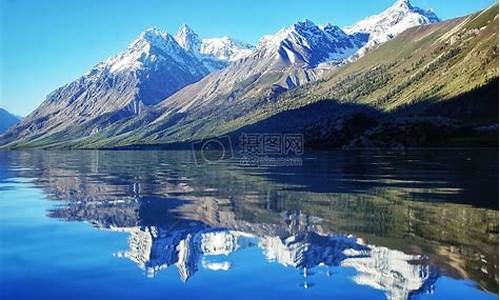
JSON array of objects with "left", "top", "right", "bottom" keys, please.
[{"left": 0, "top": 149, "right": 498, "bottom": 300}]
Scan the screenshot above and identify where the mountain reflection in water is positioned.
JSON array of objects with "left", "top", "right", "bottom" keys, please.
[
  {"left": 110, "top": 222, "right": 437, "bottom": 300},
  {"left": 0, "top": 150, "right": 497, "bottom": 300}
]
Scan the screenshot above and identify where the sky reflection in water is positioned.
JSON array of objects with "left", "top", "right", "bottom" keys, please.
[{"left": 0, "top": 149, "right": 498, "bottom": 300}]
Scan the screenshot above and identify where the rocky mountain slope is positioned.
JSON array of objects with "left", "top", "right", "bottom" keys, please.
[
  {"left": 231, "top": 3, "right": 498, "bottom": 148},
  {"left": 3, "top": 0, "right": 496, "bottom": 149},
  {"left": 1, "top": 28, "right": 211, "bottom": 145},
  {"left": 0, "top": 26, "right": 253, "bottom": 147},
  {"left": 51, "top": 2, "right": 497, "bottom": 149}
]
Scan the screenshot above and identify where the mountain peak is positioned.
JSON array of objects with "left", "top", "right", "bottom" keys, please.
[
  {"left": 138, "top": 28, "right": 170, "bottom": 42},
  {"left": 293, "top": 19, "right": 317, "bottom": 29},
  {"left": 175, "top": 23, "right": 198, "bottom": 41},
  {"left": 343, "top": 0, "right": 439, "bottom": 55},
  {"left": 129, "top": 28, "right": 179, "bottom": 53},
  {"left": 391, "top": 0, "right": 413, "bottom": 10},
  {"left": 255, "top": 18, "right": 364, "bottom": 67},
  {"left": 257, "top": 19, "right": 319, "bottom": 49},
  {"left": 322, "top": 23, "right": 345, "bottom": 35},
  {"left": 386, "top": 0, "right": 439, "bottom": 22},
  {"left": 290, "top": 19, "right": 323, "bottom": 37},
  {"left": 177, "top": 23, "right": 194, "bottom": 33},
  {"left": 98, "top": 27, "right": 197, "bottom": 75},
  {"left": 175, "top": 24, "right": 202, "bottom": 53}
]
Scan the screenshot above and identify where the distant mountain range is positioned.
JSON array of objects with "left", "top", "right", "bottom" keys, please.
[
  {"left": 1, "top": 0, "right": 498, "bottom": 149},
  {"left": 0, "top": 108, "right": 20, "bottom": 134}
]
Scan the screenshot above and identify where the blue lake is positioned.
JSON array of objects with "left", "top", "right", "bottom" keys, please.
[{"left": 0, "top": 149, "right": 498, "bottom": 300}]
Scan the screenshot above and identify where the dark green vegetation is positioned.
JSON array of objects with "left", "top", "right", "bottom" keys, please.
[
  {"left": 218, "top": 5, "right": 499, "bottom": 148},
  {"left": 2, "top": 4, "right": 498, "bottom": 149}
]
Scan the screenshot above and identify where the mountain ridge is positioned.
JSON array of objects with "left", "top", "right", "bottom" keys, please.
[
  {"left": 0, "top": 25, "right": 253, "bottom": 146},
  {"left": 174, "top": 24, "right": 255, "bottom": 70},
  {"left": 75, "top": 3, "right": 498, "bottom": 150},
  {"left": 2, "top": 0, "right": 497, "bottom": 149}
]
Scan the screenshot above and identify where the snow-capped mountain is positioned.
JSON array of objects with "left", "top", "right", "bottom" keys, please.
[
  {"left": 257, "top": 19, "right": 365, "bottom": 67},
  {"left": 130, "top": 19, "right": 369, "bottom": 130},
  {"left": 1, "top": 27, "right": 212, "bottom": 145},
  {"left": 99, "top": 28, "right": 208, "bottom": 77},
  {"left": 174, "top": 24, "right": 225, "bottom": 71},
  {"left": 174, "top": 24, "right": 203, "bottom": 54},
  {"left": 0, "top": 0, "right": 444, "bottom": 148},
  {"left": 187, "top": 0, "right": 440, "bottom": 99},
  {"left": 174, "top": 24, "right": 255, "bottom": 70},
  {"left": 344, "top": 0, "right": 439, "bottom": 57},
  {"left": 161, "top": 19, "right": 369, "bottom": 112},
  {"left": 119, "top": 0, "right": 443, "bottom": 146},
  {"left": 201, "top": 37, "right": 254, "bottom": 61}
]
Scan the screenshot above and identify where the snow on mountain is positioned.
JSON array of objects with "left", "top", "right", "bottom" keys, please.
[
  {"left": 257, "top": 19, "right": 364, "bottom": 66},
  {"left": 161, "top": 19, "right": 367, "bottom": 113},
  {"left": 65, "top": 27, "right": 212, "bottom": 108},
  {"left": 138, "top": 0, "right": 441, "bottom": 142},
  {"left": 174, "top": 24, "right": 226, "bottom": 71},
  {"left": 174, "top": 24, "right": 202, "bottom": 54},
  {"left": 344, "top": 0, "right": 439, "bottom": 57},
  {"left": 201, "top": 37, "right": 254, "bottom": 61},
  {"left": 1, "top": 0, "right": 442, "bottom": 148},
  {"left": 98, "top": 28, "right": 208, "bottom": 77},
  {"left": 114, "top": 225, "right": 437, "bottom": 299},
  {"left": 174, "top": 24, "right": 255, "bottom": 68},
  {"left": 93, "top": 0, "right": 438, "bottom": 80},
  {"left": 149, "top": 19, "right": 369, "bottom": 123},
  {"left": 0, "top": 27, "right": 215, "bottom": 145}
]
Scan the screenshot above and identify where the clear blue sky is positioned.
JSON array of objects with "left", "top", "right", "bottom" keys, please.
[{"left": 0, "top": 0, "right": 496, "bottom": 116}]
